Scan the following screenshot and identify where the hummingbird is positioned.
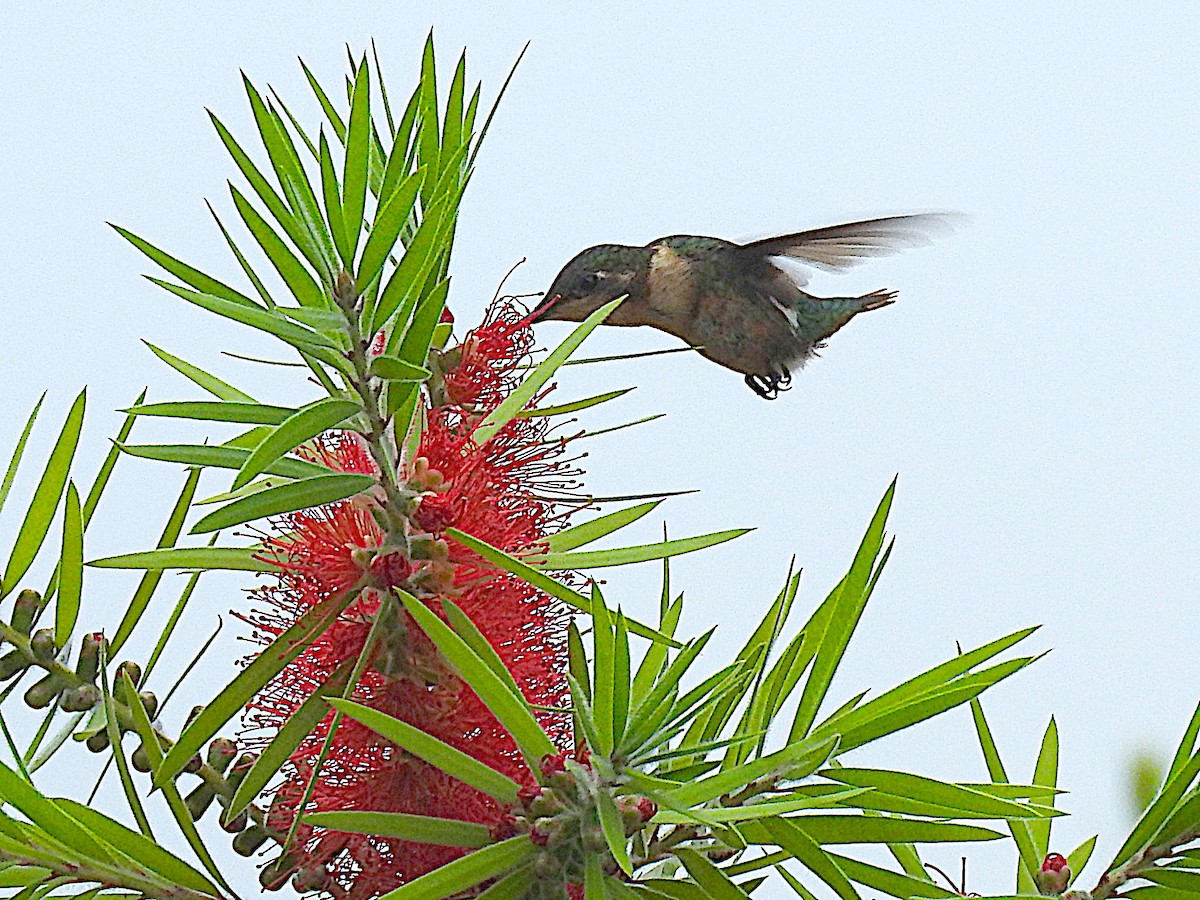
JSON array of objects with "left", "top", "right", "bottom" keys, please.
[{"left": 532, "top": 213, "right": 951, "bottom": 399}]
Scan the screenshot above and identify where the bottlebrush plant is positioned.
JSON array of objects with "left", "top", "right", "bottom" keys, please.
[{"left": 1, "top": 35, "right": 1200, "bottom": 900}]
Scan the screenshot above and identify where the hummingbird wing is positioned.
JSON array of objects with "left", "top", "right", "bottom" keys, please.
[{"left": 741, "top": 213, "right": 956, "bottom": 273}]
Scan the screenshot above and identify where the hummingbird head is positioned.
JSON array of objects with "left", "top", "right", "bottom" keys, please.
[{"left": 532, "top": 244, "right": 650, "bottom": 323}]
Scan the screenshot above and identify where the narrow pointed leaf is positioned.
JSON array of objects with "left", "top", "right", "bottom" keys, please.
[
  {"left": 516, "top": 388, "right": 634, "bottom": 419},
  {"left": 0, "top": 394, "right": 44, "bottom": 518},
  {"left": 125, "top": 399, "right": 295, "bottom": 425},
  {"left": 375, "top": 835, "right": 533, "bottom": 900},
  {"left": 471, "top": 297, "right": 625, "bottom": 447},
  {"left": 538, "top": 529, "right": 751, "bottom": 570},
  {"left": 342, "top": 60, "right": 371, "bottom": 262},
  {"left": 111, "top": 225, "right": 254, "bottom": 307},
  {"left": 596, "top": 791, "right": 633, "bottom": 875},
  {"left": 110, "top": 468, "right": 200, "bottom": 654},
  {"left": 54, "top": 484, "right": 82, "bottom": 645},
  {"left": 369, "top": 355, "right": 432, "bottom": 382},
  {"left": 88, "top": 546, "right": 277, "bottom": 572},
  {"left": 121, "top": 674, "right": 233, "bottom": 894},
  {"left": 440, "top": 599, "right": 523, "bottom": 700},
  {"left": 357, "top": 168, "right": 426, "bottom": 291},
  {"left": 190, "top": 473, "right": 374, "bottom": 534},
  {"left": 304, "top": 810, "right": 489, "bottom": 848},
  {"left": 154, "top": 585, "right": 360, "bottom": 785},
  {"left": 1029, "top": 717, "right": 1059, "bottom": 855},
  {"left": 3, "top": 389, "right": 85, "bottom": 597},
  {"left": 677, "top": 849, "right": 749, "bottom": 900},
  {"left": 319, "top": 130, "right": 350, "bottom": 266},
  {"left": 118, "top": 442, "right": 331, "bottom": 479},
  {"left": 233, "top": 397, "right": 359, "bottom": 489},
  {"left": 823, "top": 852, "right": 955, "bottom": 900},
  {"left": 228, "top": 185, "right": 326, "bottom": 308},
  {"left": 395, "top": 590, "right": 556, "bottom": 764},
  {"left": 669, "top": 735, "right": 838, "bottom": 808},
  {"left": 742, "top": 815, "right": 1002, "bottom": 846},
  {"left": 446, "top": 528, "right": 678, "bottom": 646},
  {"left": 546, "top": 502, "right": 661, "bottom": 554},
  {"left": 330, "top": 698, "right": 520, "bottom": 803},
  {"left": 225, "top": 661, "right": 354, "bottom": 822},
  {"left": 142, "top": 343, "right": 255, "bottom": 402},
  {"left": 762, "top": 820, "right": 859, "bottom": 900}
]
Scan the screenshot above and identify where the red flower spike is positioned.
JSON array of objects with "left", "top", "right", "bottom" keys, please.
[
  {"left": 242, "top": 300, "right": 583, "bottom": 900},
  {"left": 517, "top": 784, "right": 542, "bottom": 806},
  {"left": 540, "top": 753, "right": 568, "bottom": 777}
]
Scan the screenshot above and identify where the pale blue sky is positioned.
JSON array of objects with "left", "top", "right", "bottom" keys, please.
[{"left": 1, "top": 3, "right": 1198, "bottom": 898}]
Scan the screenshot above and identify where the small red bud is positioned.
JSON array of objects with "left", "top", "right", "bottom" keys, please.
[
  {"left": 1036, "top": 853, "right": 1071, "bottom": 895},
  {"left": 439, "top": 307, "right": 455, "bottom": 325},
  {"left": 540, "top": 753, "right": 567, "bottom": 776},
  {"left": 517, "top": 784, "right": 541, "bottom": 806},
  {"left": 636, "top": 797, "right": 658, "bottom": 822}
]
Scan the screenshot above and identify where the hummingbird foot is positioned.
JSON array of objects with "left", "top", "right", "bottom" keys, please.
[{"left": 744, "top": 367, "right": 792, "bottom": 400}]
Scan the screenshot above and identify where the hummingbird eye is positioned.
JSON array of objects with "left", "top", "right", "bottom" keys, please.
[{"left": 577, "top": 271, "right": 604, "bottom": 292}]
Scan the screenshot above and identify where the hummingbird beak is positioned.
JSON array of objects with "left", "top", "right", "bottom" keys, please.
[{"left": 525, "top": 294, "right": 560, "bottom": 325}]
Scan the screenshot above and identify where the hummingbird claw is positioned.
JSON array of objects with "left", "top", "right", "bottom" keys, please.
[{"left": 744, "top": 370, "right": 793, "bottom": 400}]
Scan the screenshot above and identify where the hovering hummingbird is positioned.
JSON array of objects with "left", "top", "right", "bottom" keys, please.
[{"left": 532, "top": 214, "right": 951, "bottom": 399}]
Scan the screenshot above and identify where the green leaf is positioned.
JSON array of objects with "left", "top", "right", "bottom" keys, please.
[
  {"left": 124, "top": 400, "right": 295, "bottom": 425},
  {"left": 1066, "top": 834, "right": 1097, "bottom": 887},
  {"left": 208, "top": 110, "right": 319, "bottom": 271},
  {"left": 443, "top": 52, "right": 467, "bottom": 160},
  {"left": 763, "top": 820, "right": 859, "bottom": 900},
  {"left": 395, "top": 590, "right": 556, "bottom": 765},
  {"left": 190, "top": 473, "right": 374, "bottom": 534},
  {"left": 790, "top": 480, "right": 894, "bottom": 740},
  {"left": 668, "top": 735, "right": 837, "bottom": 809},
  {"left": 440, "top": 599, "right": 523, "bottom": 701},
  {"left": 228, "top": 184, "right": 325, "bottom": 308},
  {"left": 330, "top": 698, "right": 520, "bottom": 803},
  {"left": 224, "top": 661, "right": 353, "bottom": 822},
  {"left": 0, "top": 760, "right": 110, "bottom": 861},
  {"left": 54, "top": 483, "right": 82, "bottom": 646},
  {"left": 111, "top": 225, "right": 255, "bottom": 308},
  {"left": 516, "top": 388, "right": 635, "bottom": 419},
  {"left": 613, "top": 612, "right": 632, "bottom": 748},
  {"left": 596, "top": 791, "right": 633, "bottom": 875},
  {"left": 318, "top": 130, "right": 350, "bottom": 266},
  {"left": 742, "top": 815, "right": 1002, "bottom": 846},
  {"left": 142, "top": 342, "right": 255, "bottom": 401},
  {"left": 304, "top": 810, "right": 489, "bottom": 848},
  {"left": 54, "top": 799, "right": 218, "bottom": 897},
  {"left": 2, "top": 389, "right": 85, "bottom": 598},
  {"left": 1168, "top": 700, "right": 1200, "bottom": 784},
  {"left": 233, "top": 397, "right": 359, "bottom": 489},
  {"left": 376, "top": 834, "right": 533, "bottom": 900},
  {"left": 676, "top": 848, "right": 750, "bottom": 900},
  {"left": 445, "top": 529, "right": 678, "bottom": 646},
  {"left": 206, "top": 200, "right": 276, "bottom": 307},
  {"left": 121, "top": 675, "right": 232, "bottom": 895},
  {"left": 470, "top": 297, "right": 625, "bottom": 447},
  {"left": 1029, "top": 717, "right": 1059, "bottom": 856},
  {"left": 88, "top": 546, "right": 277, "bottom": 572},
  {"left": 301, "top": 58, "right": 346, "bottom": 142},
  {"left": 823, "top": 852, "right": 956, "bottom": 900},
  {"left": 0, "top": 394, "right": 45, "bottom": 519},
  {"left": 154, "top": 585, "right": 360, "bottom": 785},
  {"left": 537, "top": 529, "right": 751, "bottom": 570},
  {"left": 342, "top": 59, "right": 371, "bottom": 263},
  {"left": 109, "top": 468, "right": 200, "bottom": 655},
  {"left": 117, "top": 442, "right": 330, "bottom": 479},
  {"left": 545, "top": 502, "right": 661, "bottom": 554},
  {"left": 369, "top": 354, "right": 432, "bottom": 382},
  {"left": 357, "top": 168, "right": 426, "bottom": 292},
  {"left": 1116, "top": 750, "right": 1200, "bottom": 867},
  {"left": 820, "top": 769, "right": 1053, "bottom": 820}
]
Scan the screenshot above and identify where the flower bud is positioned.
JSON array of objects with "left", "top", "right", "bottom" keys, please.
[
  {"left": 59, "top": 683, "right": 100, "bottom": 712},
  {"left": 540, "top": 753, "right": 568, "bottom": 777},
  {"left": 85, "top": 730, "right": 111, "bottom": 753},
  {"left": 581, "top": 825, "right": 608, "bottom": 854},
  {"left": 225, "top": 752, "right": 258, "bottom": 793},
  {"left": 533, "top": 850, "right": 563, "bottom": 880},
  {"left": 185, "top": 781, "right": 217, "bottom": 820},
  {"left": 24, "top": 673, "right": 66, "bottom": 709},
  {"left": 76, "top": 634, "right": 107, "bottom": 682},
  {"left": 232, "top": 823, "right": 270, "bottom": 856},
  {"left": 10, "top": 590, "right": 45, "bottom": 635},
  {"left": 115, "top": 660, "right": 142, "bottom": 690},
  {"left": 137, "top": 690, "right": 159, "bottom": 720},
  {"left": 131, "top": 744, "right": 151, "bottom": 772},
  {"left": 292, "top": 865, "right": 331, "bottom": 894},
  {"left": 30, "top": 629, "right": 57, "bottom": 661},
  {"left": 221, "top": 809, "right": 249, "bottom": 833},
  {"left": 1036, "top": 853, "right": 1071, "bottom": 895},
  {"left": 207, "top": 737, "right": 238, "bottom": 772},
  {"left": 0, "top": 650, "right": 29, "bottom": 681},
  {"left": 260, "top": 853, "right": 297, "bottom": 891}
]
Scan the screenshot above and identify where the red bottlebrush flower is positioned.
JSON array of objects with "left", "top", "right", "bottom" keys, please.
[{"left": 241, "top": 299, "right": 584, "bottom": 900}]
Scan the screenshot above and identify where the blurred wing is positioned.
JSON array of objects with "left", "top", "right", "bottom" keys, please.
[{"left": 742, "top": 213, "right": 957, "bottom": 272}]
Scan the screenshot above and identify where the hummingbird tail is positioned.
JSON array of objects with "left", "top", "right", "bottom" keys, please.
[{"left": 856, "top": 288, "right": 898, "bottom": 312}]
